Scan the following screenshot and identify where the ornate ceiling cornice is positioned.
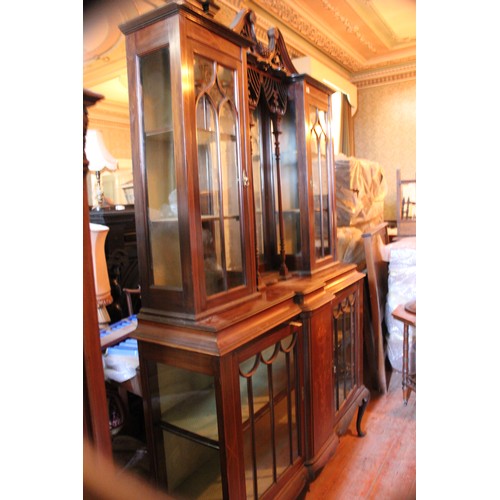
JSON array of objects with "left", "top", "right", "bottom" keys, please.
[
  {"left": 320, "top": 0, "right": 377, "bottom": 54},
  {"left": 250, "top": 0, "right": 363, "bottom": 71},
  {"left": 351, "top": 62, "right": 416, "bottom": 89}
]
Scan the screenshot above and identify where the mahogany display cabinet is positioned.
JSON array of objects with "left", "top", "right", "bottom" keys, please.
[{"left": 120, "top": 2, "right": 369, "bottom": 498}]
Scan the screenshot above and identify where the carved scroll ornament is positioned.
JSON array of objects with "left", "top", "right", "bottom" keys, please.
[{"left": 231, "top": 8, "right": 297, "bottom": 115}]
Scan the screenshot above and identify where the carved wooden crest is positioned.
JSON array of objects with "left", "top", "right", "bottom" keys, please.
[
  {"left": 231, "top": 9, "right": 297, "bottom": 115},
  {"left": 230, "top": 9, "right": 297, "bottom": 75}
]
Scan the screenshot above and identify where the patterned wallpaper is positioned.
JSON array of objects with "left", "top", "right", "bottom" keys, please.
[{"left": 353, "top": 79, "right": 416, "bottom": 221}]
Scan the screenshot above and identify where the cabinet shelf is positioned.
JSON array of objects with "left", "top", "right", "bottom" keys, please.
[
  {"left": 145, "top": 127, "right": 174, "bottom": 137},
  {"left": 160, "top": 386, "right": 219, "bottom": 443},
  {"left": 197, "top": 129, "right": 236, "bottom": 144},
  {"left": 201, "top": 214, "right": 240, "bottom": 222},
  {"left": 150, "top": 217, "right": 179, "bottom": 223},
  {"left": 161, "top": 421, "right": 220, "bottom": 450}
]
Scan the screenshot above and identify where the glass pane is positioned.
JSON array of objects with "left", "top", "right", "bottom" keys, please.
[
  {"left": 203, "top": 219, "right": 223, "bottom": 295},
  {"left": 217, "top": 64, "right": 235, "bottom": 102},
  {"left": 142, "top": 49, "right": 172, "bottom": 132},
  {"left": 194, "top": 55, "right": 215, "bottom": 95},
  {"left": 251, "top": 108, "right": 264, "bottom": 258},
  {"left": 224, "top": 218, "right": 243, "bottom": 287},
  {"left": 220, "top": 102, "right": 244, "bottom": 287},
  {"left": 197, "top": 96, "right": 219, "bottom": 218},
  {"left": 333, "top": 296, "right": 357, "bottom": 411},
  {"left": 240, "top": 333, "right": 300, "bottom": 499},
  {"left": 310, "top": 106, "right": 332, "bottom": 259},
  {"left": 220, "top": 102, "right": 239, "bottom": 217},
  {"left": 154, "top": 363, "right": 221, "bottom": 499},
  {"left": 274, "top": 104, "right": 300, "bottom": 256},
  {"left": 140, "top": 47, "right": 182, "bottom": 289},
  {"left": 163, "top": 431, "right": 222, "bottom": 499}
]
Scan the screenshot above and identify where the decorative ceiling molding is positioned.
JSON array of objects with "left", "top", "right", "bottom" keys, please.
[
  {"left": 84, "top": 0, "right": 416, "bottom": 103},
  {"left": 351, "top": 62, "right": 416, "bottom": 88},
  {"left": 366, "top": 0, "right": 415, "bottom": 45},
  {"left": 248, "top": 0, "right": 364, "bottom": 71},
  {"left": 319, "top": 0, "right": 377, "bottom": 53}
]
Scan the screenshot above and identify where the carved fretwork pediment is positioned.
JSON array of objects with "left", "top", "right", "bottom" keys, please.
[
  {"left": 231, "top": 9, "right": 296, "bottom": 115},
  {"left": 230, "top": 9, "right": 297, "bottom": 76}
]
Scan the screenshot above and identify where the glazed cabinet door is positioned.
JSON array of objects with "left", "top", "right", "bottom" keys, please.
[
  {"left": 237, "top": 321, "right": 305, "bottom": 499},
  {"left": 292, "top": 77, "right": 336, "bottom": 274},
  {"left": 332, "top": 281, "right": 363, "bottom": 423},
  {"left": 193, "top": 48, "right": 248, "bottom": 299}
]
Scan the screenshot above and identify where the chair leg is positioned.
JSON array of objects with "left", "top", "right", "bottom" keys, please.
[{"left": 402, "top": 323, "right": 410, "bottom": 405}]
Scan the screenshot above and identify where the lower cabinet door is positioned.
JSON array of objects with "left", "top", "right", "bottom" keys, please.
[{"left": 237, "top": 321, "right": 305, "bottom": 499}]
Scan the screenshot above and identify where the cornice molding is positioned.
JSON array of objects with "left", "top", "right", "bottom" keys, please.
[
  {"left": 245, "top": 0, "right": 363, "bottom": 71},
  {"left": 320, "top": 0, "right": 377, "bottom": 54},
  {"left": 351, "top": 62, "right": 416, "bottom": 89}
]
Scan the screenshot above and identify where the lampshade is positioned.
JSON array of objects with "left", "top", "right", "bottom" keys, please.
[
  {"left": 85, "top": 129, "right": 118, "bottom": 173},
  {"left": 89, "top": 223, "right": 113, "bottom": 307}
]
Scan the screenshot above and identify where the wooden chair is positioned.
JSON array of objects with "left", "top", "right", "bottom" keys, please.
[
  {"left": 362, "top": 222, "right": 391, "bottom": 394},
  {"left": 396, "top": 170, "right": 416, "bottom": 237}
]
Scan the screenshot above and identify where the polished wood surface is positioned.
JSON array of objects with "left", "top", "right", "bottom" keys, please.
[
  {"left": 303, "top": 371, "right": 416, "bottom": 499},
  {"left": 83, "top": 89, "right": 112, "bottom": 457}
]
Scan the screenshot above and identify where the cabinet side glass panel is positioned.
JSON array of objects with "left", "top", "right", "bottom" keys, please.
[
  {"left": 139, "top": 47, "right": 182, "bottom": 289},
  {"left": 153, "top": 362, "right": 222, "bottom": 499},
  {"left": 195, "top": 55, "right": 245, "bottom": 296}
]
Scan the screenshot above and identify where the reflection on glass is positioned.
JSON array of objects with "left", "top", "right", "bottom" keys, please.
[
  {"left": 140, "top": 47, "right": 182, "bottom": 289},
  {"left": 310, "top": 105, "right": 332, "bottom": 260},
  {"left": 195, "top": 54, "right": 244, "bottom": 296},
  {"left": 153, "top": 362, "right": 222, "bottom": 499}
]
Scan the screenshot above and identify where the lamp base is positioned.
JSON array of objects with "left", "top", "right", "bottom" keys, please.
[{"left": 97, "top": 305, "right": 111, "bottom": 329}]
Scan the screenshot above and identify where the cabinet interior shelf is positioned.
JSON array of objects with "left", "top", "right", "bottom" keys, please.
[
  {"left": 201, "top": 214, "right": 240, "bottom": 221},
  {"left": 145, "top": 127, "right": 174, "bottom": 138},
  {"left": 160, "top": 420, "right": 220, "bottom": 450},
  {"left": 150, "top": 217, "right": 179, "bottom": 223},
  {"left": 197, "top": 129, "right": 236, "bottom": 144}
]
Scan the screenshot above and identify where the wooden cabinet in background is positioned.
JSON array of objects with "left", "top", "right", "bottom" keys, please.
[{"left": 89, "top": 206, "right": 140, "bottom": 321}]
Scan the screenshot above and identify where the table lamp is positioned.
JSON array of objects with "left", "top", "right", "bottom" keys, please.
[
  {"left": 89, "top": 223, "right": 113, "bottom": 328},
  {"left": 85, "top": 129, "right": 118, "bottom": 210}
]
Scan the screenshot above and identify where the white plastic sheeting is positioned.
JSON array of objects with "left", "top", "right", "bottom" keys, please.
[{"left": 384, "top": 238, "right": 416, "bottom": 373}]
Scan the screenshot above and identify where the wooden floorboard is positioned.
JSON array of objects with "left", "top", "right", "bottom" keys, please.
[{"left": 303, "top": 371, "right": 416, "bottom": 499}]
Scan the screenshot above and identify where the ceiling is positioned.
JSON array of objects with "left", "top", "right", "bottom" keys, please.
[{"left": 83, "top": 0, "right": 415, "bottom": 104}]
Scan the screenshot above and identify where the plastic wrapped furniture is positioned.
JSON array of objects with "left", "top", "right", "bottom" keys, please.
[{"left": 384, "top": 237, "right": 416, "bottom": 373}]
